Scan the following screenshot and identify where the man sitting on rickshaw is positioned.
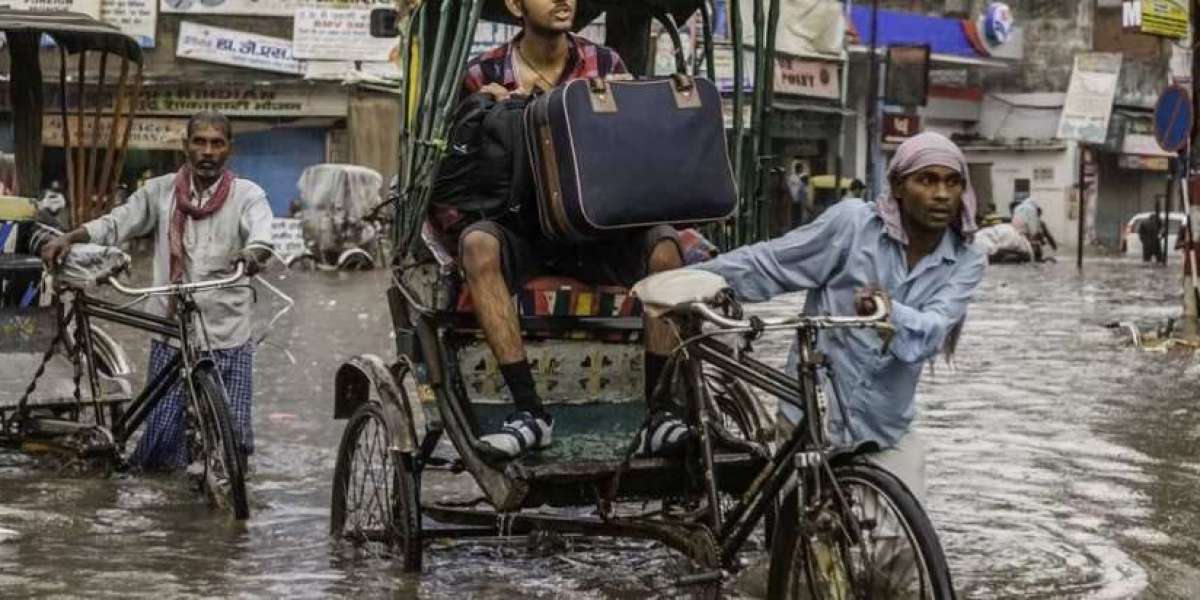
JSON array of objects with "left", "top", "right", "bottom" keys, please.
[{"left": 445, "top": 0, "right": 686, "bottom": 459}]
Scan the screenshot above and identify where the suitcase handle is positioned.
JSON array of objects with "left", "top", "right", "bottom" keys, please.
[
  {"left": 587, "top": 78, "right": 618, "bottom": 113},
  {"left": 670, "top": 74, "right": 702, "bottom": 109}
]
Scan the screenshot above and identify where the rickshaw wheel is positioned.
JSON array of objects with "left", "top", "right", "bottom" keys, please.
[
  {"left": 705, "top": 370, "right": 768, "bottom": 444},
  {"left": 330, "top": 401, "right": 423, "bottom": 571}
]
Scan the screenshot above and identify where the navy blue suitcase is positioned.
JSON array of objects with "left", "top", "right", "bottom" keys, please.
[{"left": 524, "top": 75, "right": 737, "bottom": 242}]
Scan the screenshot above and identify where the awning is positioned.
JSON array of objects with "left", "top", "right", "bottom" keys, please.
[
  {"left": 848, "top": 46, "right": 1011, "bottom": 69},
  {"left": 1122, "top": 133, "right": 1175, "bottom": 159},
  {"left": 0, "top": 10, "right": 142, "bottom": 61},
  {"left": 773, "top": 100, "right": 855, "bottom": 116},
  {"left": 848, "top": 6, "right": 988, "bottom": 59}
]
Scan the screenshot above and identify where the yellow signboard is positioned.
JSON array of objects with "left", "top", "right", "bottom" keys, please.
[{"left": 1141, "top": 0, "right": 1189, "bottom": 39}]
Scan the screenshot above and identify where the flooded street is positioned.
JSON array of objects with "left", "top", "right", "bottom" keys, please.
[{"left": 2, "top": 256, "right": 1200, "bottom": 598}]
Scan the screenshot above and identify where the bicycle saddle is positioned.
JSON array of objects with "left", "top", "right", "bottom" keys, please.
[{"left": 631, "top": 269, "right": 730, "bottom": 318}]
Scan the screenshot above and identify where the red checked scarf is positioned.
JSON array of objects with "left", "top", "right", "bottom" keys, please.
[{"left": 169, "top": 165, "right": 235, "bottom": 283}]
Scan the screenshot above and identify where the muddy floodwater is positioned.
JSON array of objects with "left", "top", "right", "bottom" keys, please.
[{"left": 2, "top": 257, "right": 1200, "bottom": 598}]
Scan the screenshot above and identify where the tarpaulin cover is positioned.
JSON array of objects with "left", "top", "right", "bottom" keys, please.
[
  {"left": 849, "top": 6, "right": 985, "bottom": 58},
  {"left": 55, "top": 244, "right": 130, "bottom": 290},
  {"left": 297, "top": 164, "right": 383, "bottom": 253},
  {"left": 740, "top": 0, "right": 846, "bottom": 59},
  {"left": 973, "top": 223, "right": 1032, "bottom": 259}
]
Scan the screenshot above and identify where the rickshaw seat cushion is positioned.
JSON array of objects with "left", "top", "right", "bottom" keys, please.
[
  {"left": 631, "top": 269, "right": 730, "bottom": 318},
  {"left": 455, "top": 275, "right": 642, "bottom": 319}
]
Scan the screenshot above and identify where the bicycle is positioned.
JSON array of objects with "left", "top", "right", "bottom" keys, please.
[
  {"left": 6, "top": 244, "right": 293, "bottom": 521},
  {"left": 647, "top": 273, "right": 957, "bottom": 598}
]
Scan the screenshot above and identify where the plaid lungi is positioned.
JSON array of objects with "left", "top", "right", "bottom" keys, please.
[{"left": 129, "top": 339, "right": 255, "bottom": 470}]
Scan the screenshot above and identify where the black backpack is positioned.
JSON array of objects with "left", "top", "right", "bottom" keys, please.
[{"left": 430, "top": 92, "right": 536, "bottom": 236}]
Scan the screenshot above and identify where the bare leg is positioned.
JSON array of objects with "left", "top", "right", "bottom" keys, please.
[
  {"left": 644, "top": 239, "right": 684, "bottom": 356},
  {"left": 460, "top": 230, "right": 525, "bottom": 365},
  {"left": 643, "top": 239, "right": 683, "bottom": 409}
]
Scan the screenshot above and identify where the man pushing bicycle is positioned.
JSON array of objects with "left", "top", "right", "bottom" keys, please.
[
  {"left": 692, "top": 132, "right": 986, "bottom": 499},
  {"left": 41, "top": 110, "right": 273, "bottom": 471}
]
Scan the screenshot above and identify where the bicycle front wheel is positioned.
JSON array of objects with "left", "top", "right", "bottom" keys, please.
[
  {"left": 192, "top": 367, "right": 250, "bottom": 520},
  {"left": 767, "top": 462, "right": 954, "bottom": 599}
]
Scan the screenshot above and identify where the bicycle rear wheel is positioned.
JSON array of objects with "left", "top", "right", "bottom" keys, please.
[
  {"left": 767, "top": 462, "right": 954, "bottom": 599},
  {"left": 192, "top": 368, "right": 250, "bottom": 520}
]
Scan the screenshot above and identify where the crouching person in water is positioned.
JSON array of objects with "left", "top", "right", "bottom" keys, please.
[
  {"left": 692, "top": 132, "right": 986, "bottom": 499},
  {"left": 40, "top": 111, "right": 273, "bottom": 470}
]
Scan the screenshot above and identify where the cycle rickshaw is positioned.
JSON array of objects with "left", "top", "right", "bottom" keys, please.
[
  {"left": 1, "top": 11, "right": 146, "bottom": 453},
  {"left": 329, "top": 1, "right": 955, "bottom": 597},
  {"left": 0, "top": 13, "right": 294, "bottom": 520}
]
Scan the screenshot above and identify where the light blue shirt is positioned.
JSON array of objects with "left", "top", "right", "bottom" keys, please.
[{"left": 693, "top": 199, "right": 986, "bottom": 448}]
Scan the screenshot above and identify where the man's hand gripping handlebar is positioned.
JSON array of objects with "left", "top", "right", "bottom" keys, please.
[{"left": 685, "top": 290, "right": 894, "bottom": 336}]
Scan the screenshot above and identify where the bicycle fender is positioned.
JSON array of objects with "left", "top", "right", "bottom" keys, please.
[{"left": 333, "top": 354, "right": 420, "bottom": 453}]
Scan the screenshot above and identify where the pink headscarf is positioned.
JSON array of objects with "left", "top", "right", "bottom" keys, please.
[{"left": 875, "top": 132, "right": 978, "bottom": 245}]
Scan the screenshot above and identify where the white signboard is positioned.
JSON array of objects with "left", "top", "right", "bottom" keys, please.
[
  {"left": 177, "top": 21, "right": 302, "bottom": 75},
  {"left": 4, "top": 0, "right": 101, "bottom": 18},
  {"left": 271, "top": 218, "right": 307, "bottom": 262},
  {"left": 774, "top": 57, "right": 839, "bottom": 99},
  {"left": 162, "top": 0, "right": 390, "bottom": 17},
  {"left": 100, "top": 0, "right": 157, "bottom": 48},
  {"left": 293, "top": 7, "right": 394, "bottom": 61},
  {"left": 42, "top": 116, "right": 187, "bottom": 150},
  {"left": 1057, "top": 52, "right": 1123, "bottom": 144}
]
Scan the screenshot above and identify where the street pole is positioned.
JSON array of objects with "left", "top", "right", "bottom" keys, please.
[
  {"left": 834, "top": 0, "right": 853, "bottom": 198},
  {"left": 1077, "top": 144, "right": 1086, "bottom": 270},
  {"left": 865, "top": 0, "right": 880, "bottom": 200}
]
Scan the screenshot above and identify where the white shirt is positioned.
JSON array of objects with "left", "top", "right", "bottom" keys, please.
[{"left": 84, "top": 173, "right": 274, "bottom": 349}]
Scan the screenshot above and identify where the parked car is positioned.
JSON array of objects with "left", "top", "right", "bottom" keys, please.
[{"left": 1121, "top": 211, "right": 1189, "bottom": 256}]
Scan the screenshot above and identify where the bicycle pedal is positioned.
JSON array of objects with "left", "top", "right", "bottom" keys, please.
[{"left": 675, "top": 570, "right": 723, "bottom": 587}]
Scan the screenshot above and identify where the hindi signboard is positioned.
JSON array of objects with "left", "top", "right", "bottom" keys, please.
[
  {"left": 1141, "top": 0, "right": 1189, "bottom": 39},
  {"left": 1057, "top": 53, "right": 1123, "bottom": 144},
  {"left": 271, "top": 218, "right": 308, "bottom": 263},
  {"left": 162, "top": 0, "right": 390, "bottom": 17},
  {"left": 100, "top": 0, "right": 156, "bottom": 48},
  {"left": 4, "top": 0, "right": 100, "bottom": 18},
  {"left": 293, "top": 7, "right": 395, "bottom": 61},
  {"left": 42, "top": 116, "right": 188, "bottom": 150},
  {"left": 176, "top": 21, "right": 302, "bottom": 75},
  {"left": 50, "top": 84, "right": 348, "bottom": 117}
]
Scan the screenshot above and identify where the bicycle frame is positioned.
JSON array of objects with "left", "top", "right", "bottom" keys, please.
[
  {"left": 672, "top": 310, "right": 881, "bottom": 567},
  {"left": 68, "top": 286, "right": 221, "bottom": 453}
]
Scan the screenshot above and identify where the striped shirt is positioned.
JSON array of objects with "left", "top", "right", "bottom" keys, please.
[{"left": 461, "top": 32, "right": 628, "bottom": 96}]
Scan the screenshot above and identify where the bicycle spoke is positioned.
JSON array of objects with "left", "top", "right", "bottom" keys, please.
[{"left": 342, "top": 414, "right": 398, "bottom": 558}]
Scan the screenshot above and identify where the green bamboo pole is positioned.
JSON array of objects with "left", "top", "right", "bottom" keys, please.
[
  {"left": 728, "top": 0, "right": 746, "bottom": 247},
  {"left": 746, "top": 0, "right": 765, "bottom": 245},
  {"left": 758, "top": 0, "right": 781, "bottom": 240}
]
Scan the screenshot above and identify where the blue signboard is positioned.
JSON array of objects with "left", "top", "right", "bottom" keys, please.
[{"left": 1153, "top": 84, "right": 1192, "bottom": 153}]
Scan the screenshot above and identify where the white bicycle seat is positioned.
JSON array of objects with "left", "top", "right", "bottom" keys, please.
[{"left": 631, "top": 269, "right": 730, "bottom": 318}]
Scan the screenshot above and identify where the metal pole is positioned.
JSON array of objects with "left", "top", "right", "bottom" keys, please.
[
  {"left": 1156, "top": 169, "right": 1166, "bottom": 262},
  {"left": 1077, "top": 144, "right": 1086, "bottom": 270},
  {"left": 834, "top": 0, "right": 853, "bottom": 198},
  {"left": 865, "top": 0, "right": 880, "bottom": 200}
]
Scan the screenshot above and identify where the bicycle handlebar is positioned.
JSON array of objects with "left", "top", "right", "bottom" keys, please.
[
  {"left": 687, "top": 293, "right": 893, "bottom": 333},
  {"left": 107, "top": 262, "right": 246, "bottom": 297}
]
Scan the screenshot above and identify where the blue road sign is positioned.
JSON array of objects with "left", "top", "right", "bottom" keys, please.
[{"left": 1154, "top": 85, "right": 1192, "bottom": 153}]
